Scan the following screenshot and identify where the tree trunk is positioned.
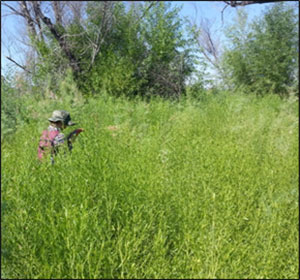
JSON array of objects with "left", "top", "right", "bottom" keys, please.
[{"left": 32, "top": 1, "right": 81, "bottom": 74}]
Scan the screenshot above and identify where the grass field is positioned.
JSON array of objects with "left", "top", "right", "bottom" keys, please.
[{"left": 1, "top": 92, "right": 299, "bottom": 279}]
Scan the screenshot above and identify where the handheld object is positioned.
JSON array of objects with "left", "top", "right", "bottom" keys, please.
[
  {"left": 67, "top": 128, "right": 84, "bottom": 151},
  {"left": 68, "top": 128, "right": 84, "bottom": 139}
]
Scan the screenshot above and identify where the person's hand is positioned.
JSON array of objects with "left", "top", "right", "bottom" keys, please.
[{"left": 67, "top": 128, "right": 84, "bottom": 142}]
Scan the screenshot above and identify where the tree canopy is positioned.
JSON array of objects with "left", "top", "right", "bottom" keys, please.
[
  {"left": 222, "top": 2, "right": 298, "bottom": 95},
  {"left": 2, "top": 1, "right": 298, "bottom": 98}
]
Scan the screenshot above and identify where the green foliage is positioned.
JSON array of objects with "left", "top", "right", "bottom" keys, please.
[
  {"left": 1, "top": 75, "right": 34, "bottom": 140},
  {"left": 1, "top": 76, "right": 19, "bottom": 138},
  {"left": 23, "top": 2, "right": 198, "bottom": 99},
  {"left": 222, "top": 3, "right": 298, "bottom": 95},
  {"left": 82, "top": 2, "right": 197, "bottom": 98},
  {"left": 2, "top": 92, "right": 298, "bottom": 279},
  {"left": 88, "top": 49, "right": 142, "bottom": 97},
  {"left": 185, "top": 74, "right": 206, "bottom": 101},
  {"left": 137, "top": 2, "right": 196, "bottom": 98},
  {"left": 1, "top": 69, "right": 85, "bottom": 141},
  {"left": 31, "top": 33, "right": 68, "bottom": 95},
  {"left": 58, "top": 69, "right": 81, "bottom": 100}
]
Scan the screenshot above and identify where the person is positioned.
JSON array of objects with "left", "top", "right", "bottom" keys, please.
[{"left": 38, "top": 110, "right": 83, "bottom": 164}]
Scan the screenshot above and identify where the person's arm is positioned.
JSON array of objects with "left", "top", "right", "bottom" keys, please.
[
  {"left": 67, "top": 128, "right": 84, "bottom": 143},
  {"left": 53, "top": 132, "right": 65, "bottom": 146},
  {"left": 66, "top": 128, "right": 84, "bottom": 151}
]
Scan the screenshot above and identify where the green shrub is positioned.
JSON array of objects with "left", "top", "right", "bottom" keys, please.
[{"left": 222, "top": 3, "right": 298, "bottom": 95}]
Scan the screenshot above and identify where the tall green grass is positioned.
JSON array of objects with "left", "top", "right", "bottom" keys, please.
[{"left": 1, "top": 92, "right": 298, "bottom": 279}]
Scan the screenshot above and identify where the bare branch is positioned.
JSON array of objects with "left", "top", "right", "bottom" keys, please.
[
  {"left": 87, "top": 2, "right": 114, "bottom": 72},
  {"left": 2, "top": 2, "right": 25, "bottom": 17},
  {"left": 6, "top": 56, "right": 32, "bottom": 73},
  {"left": 135, "top": 2, "right": 155, "bottom": 25},
  {"left": 32, "top": 1, "right": 81, "bottom": 73},
  {"left": 19, "top": 1, "right": 37, "bottom": 38},
  {"left": 31, "top": 1, "right": 45, "bottom": 41},
  {"left": 221, "top": 1, "right": 280, "bottom": 24},
  {"left": 224, "top": 1, "right": 281, "bottom": 7},
  {"left": 52, "top": 1, "right": 63, "bottom": 25},
  {"left": 67, "top": 1, "right": 84, "bottom": 22},
  {"left": 221, "top": 4, "right": 229, "bottom": 25}
]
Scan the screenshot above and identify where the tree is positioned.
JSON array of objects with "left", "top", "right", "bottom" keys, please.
[
  {"left": 137, "top": 2, "right": 196, "bottom": 98},
  {"left": 2, "top": 2, "right": 114, "bottom": 77},
  {"left": 2, "top": 1, "right": 198, "bottom": 98},
  {"left": 84, "top": 2, "right": 197, "bottom": 98},
  {"left": 222, "top": 3, "right": 298, "bottom": 95}
]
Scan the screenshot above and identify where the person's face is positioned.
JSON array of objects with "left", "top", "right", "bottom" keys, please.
[
  {"left": 56, "top": 121, "right": 66, "bottom": 130},
  {"left": 61, "top": 122, "right": 67, "bottom": 130}
]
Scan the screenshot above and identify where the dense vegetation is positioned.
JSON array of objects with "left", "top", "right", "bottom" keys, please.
[
  {"left": 2, "top": 92, "right": 298, "bottom": 279},
  {"left": 1, "top": 1, "right": 299, "bottom": 279},
  {"left": 222, "top": 3, "right": 298, "bottom": 95}
]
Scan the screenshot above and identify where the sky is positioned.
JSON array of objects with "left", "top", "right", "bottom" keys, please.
[{"left": 0, "top": 1, "right": 292, "bottom": 76}]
